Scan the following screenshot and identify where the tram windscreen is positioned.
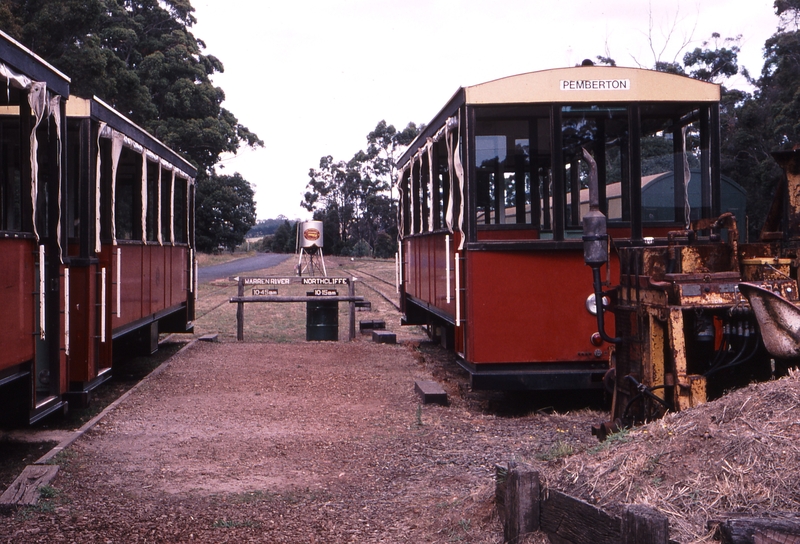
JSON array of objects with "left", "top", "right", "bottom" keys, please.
[{"left": 474, "top": 103, "right": 711, "bottom": 238}]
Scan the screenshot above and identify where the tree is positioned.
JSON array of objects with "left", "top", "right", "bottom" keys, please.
[
  {"left": 195, "top": 173, "right": 256, "bottom": 252},
  {"left": 301, "top": 121, "right": 420, "bottom": 257},
  {"left": 0, "top": 0, "right": 263, "bottom": 250},
  {"left": 258, "top": 220, "right": 297, "bottom": 253}
]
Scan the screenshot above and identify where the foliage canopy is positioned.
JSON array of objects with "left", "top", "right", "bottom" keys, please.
[{"left": 0, "top": 0, "right": 262, "bottom": 251}]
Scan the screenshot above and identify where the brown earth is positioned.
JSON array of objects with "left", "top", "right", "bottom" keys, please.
[
  {"left": 2, "top": 256, "right": 799, "bottom": 543},
  {"left": 0, "top": 336, "right": 604, "bottom": 544}
]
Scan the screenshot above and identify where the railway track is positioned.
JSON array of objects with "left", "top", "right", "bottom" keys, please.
[{"left": 350, "top": 266, "right": 400, "bottom": 311}]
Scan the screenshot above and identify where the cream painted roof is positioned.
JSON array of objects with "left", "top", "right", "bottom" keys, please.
[{"left": 464, "top": 66, "right": 720, "bottom": 104}]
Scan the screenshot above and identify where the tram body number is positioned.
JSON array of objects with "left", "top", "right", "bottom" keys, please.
[{"left": 252, "top": 288, "right": 278, "bottom": 296}]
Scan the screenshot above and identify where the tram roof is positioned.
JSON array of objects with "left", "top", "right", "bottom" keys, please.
[
  {"left": 399, "top": 66, "right": 720, "bottom": 167},
  {"left": 464, "top": 65, "right": 719, "bottom": 104},
  {"left": 67, "top": 96, "right": 198, "bottom": 179},
  {"left": 0, "top": 29, "right": 70, "bottom": 98}
]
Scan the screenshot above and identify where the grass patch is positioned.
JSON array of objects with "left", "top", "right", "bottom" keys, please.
[
  {"left": 38, "top": 485, "right": 58, "bottom": 499},
  {"left": 537, "top": 440, "right": 575, "bottom": 461},
  {"left": 588, "top": 427, "right": 631, "bottom": 454},
  {"left": 196, "top": 251, "right": 256, "bottom": 267}
]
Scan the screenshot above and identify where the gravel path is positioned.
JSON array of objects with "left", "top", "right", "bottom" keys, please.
[{"left": 0, "top": 335, "right": 602, "bottom": 543}]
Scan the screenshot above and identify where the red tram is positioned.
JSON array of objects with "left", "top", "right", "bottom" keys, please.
[
  {"left": 0, "top": 31, "right": 196, "bottom": 424},
  {"left": 396, "top": 64, "right": 728, "bottom": 391}
]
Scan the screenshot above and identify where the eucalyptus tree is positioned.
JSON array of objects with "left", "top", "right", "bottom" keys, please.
[
  {"left": 0, "top": 0, "right": 262, "bottom": 249},
  {"left": 301, "top": 121, "right": 420, "bottom": 256}
]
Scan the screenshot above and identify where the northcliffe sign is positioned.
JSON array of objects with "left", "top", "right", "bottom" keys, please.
[{"left": 560, "top": 79, "right": 630, "bottom": 91}]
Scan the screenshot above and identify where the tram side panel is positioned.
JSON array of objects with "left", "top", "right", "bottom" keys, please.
[
  {"left": 67, "top": 261, "right": 99, "bottom": 385},
  {"left": 465, "top": 249, "right": 609, "bottom": 365},
  {"left": 0, "top": 239, "right": 36, "bottom": 375},
  {"left": 402, "top": 232, "right": 458, "bottom": 325}
]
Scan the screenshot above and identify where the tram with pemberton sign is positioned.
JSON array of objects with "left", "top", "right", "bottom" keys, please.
[{"left": 396, "top": 62, "right": 742, "bottom": 392}]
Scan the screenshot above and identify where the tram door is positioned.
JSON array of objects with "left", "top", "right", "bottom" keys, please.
[{"left": 30, "top": 115, "right": 67, "bottom": 421}]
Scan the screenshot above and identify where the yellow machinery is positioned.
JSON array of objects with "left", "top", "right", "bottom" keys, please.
[{"left": 584, "top": 150, "right": 800, "bottom": 438}]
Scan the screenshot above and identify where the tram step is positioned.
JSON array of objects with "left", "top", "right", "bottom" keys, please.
[
  {"left": 359, "top": 319, "right": 386, "bottom": 332},
  {"left": 372, "top": 330, "right": 396, "bottom": 344},
  {"left": 0, "top": 465, "right": 59, "bottom": 508},
  {"left": 414, "top": 380, "right": 448, "bottom": 405}
]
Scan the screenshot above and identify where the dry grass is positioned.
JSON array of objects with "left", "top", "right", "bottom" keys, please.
[
  {"left": 534, "top": 368, "right": 800, "bottom": 543},
  {"left": 195, "top": 250, "right": 257, "bottom": 267},
  {"left": 194, "top": 255, "right": 402, "bottom": 344}
]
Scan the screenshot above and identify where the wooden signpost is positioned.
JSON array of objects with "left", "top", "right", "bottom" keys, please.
[{"left": 229, "top": 276, "right": 364, "bottom": 341}]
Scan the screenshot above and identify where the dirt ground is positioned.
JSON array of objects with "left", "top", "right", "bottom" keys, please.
[
  {"left": 3, "top": 256, "right": 799, "bottom": 543},
  {"left": 0, "top": 336, "right": 605, "bottom": 544}
]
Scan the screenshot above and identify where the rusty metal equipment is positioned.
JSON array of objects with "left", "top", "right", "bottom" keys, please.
[{"left": 589, "top": 149, "right": 800, "bottom": 439}]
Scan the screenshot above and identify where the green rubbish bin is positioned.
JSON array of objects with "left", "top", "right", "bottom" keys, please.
[{"left": 306, "top": 297, "right": 339, "bottom": 341}]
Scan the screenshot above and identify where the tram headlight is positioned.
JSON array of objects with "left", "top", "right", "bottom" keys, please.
[{"left": 585, "top": 293, "right": 609, "bottom": 315}]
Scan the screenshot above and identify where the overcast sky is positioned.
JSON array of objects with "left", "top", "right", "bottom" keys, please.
[{"left": 191, "top": 0, "right": 780, "bottom": 221}]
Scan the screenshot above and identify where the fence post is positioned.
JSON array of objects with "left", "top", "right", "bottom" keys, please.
[
  {"left": 503, "top": 463, "right": 540, "bottom": 542},
  {"left": 622, "top": 505, "right": 669, "bottom": 544},
  {"left": 349, "top": 278, "right": 356, "bottom": 341},
  {"left": 237, "top": 277, "right": 244, "bottom": 341}
]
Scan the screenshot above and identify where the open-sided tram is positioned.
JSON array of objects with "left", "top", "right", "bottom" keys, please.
[{"left": 0, "top": 30, "right": 196, "bottom": 424}]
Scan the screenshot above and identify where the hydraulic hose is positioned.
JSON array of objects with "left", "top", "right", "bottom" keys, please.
[{"left": 592, "top": 265, "right": 621, "bottom": 345}]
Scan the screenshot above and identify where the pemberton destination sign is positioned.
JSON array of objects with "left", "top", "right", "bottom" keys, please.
[{"left": 560, "top": 79, "right": 630, "bottom": 91}]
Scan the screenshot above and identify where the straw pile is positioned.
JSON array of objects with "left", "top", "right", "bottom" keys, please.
[{"left": 536, "top": 369, "right": 800, "bottom": 543}]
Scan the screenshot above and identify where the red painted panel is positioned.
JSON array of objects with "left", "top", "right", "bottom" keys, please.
[
  {"left": 102, "top": 244, "right": 189, "bottom": 336},
  {"left": 403, "top": 233, "right": 457, "bottom": 320},
  {"left": 465, "top": 250, "right": 613, "bottom": 365},
  {"left": 0, "top": 239, "right": 35, "bottom": 371},
  {"left": 150, "top": 244, "right": 165, "bottom": 314},
  {"left": 169, "top": 246, "right": 187, "bottom": 307},
  {"left": 68, "top": 264, "right": 98, "bottom": 383},
  {"left": 140, "top": 245, "right": 151, "bottom": 317},
  {"left": 113, "top": 244, "right": 145, "bottom": 327}
]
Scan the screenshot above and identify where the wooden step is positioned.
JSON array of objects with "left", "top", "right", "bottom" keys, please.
[
  {"left": 372, "top": 330, "right": 396, "bottom": 344},
  {"left": 359, "top": 319, "right": 386, "bottom": 332},
  {"left": 0, "top": 465, "right": 59, "bottom": 508},
  {"left": 414, "top": 380, "right": 448, "bottom": 405}
]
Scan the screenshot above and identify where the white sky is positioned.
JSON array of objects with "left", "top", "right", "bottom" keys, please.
[{"left": 191, "top": 0, "right": 780, "bottom": 221}]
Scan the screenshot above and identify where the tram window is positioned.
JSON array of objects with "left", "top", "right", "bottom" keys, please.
[
  {"left": 34, "top": 124, "right": 52, "bottom": 238},
  {"left": 66, "top": 121, "right": 81, "bottom": 241},
  {"left": 161, "top": 168, "right": 171, "bottom": 243},
  {"left": 146, "top": 160, "right": 159, "bottom": 242},
  {"left": 0, "top": 119, "right": 22, "bottom": 232},
  {"left": 432, "top": 140, "right": 448, "bottom": 231},
  {"left": 474, "top": 119, "right": 536, "bottom": 227},
  {"left": 420, "top": 154, "right": 430, "bottom": 232},
  {"left": 174, "top": 177, "right": 187, "bottom": 244},
  {"left": 411, "top": 160, "right": 421, "bottom": 233},
  {"left": 560, "top": 106, "right": 629, "bottom": 229},
  {"left": 399, "top": 169, "right": 410, "bottom": 236},
  {"left": 115, "top": 148, "right": 142, "bottom": 241},
  {"left": 98, "top": 139, "right": 114, "bottom": 242},
  {"left": 639, "top": 107, "right": 703, "bottom": 224},
  {"left": 435, "top": 163, "right": 449, "bottom": 230},
  {"left": 476, "top": 136, "right": 504, "bottom": 224}
]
